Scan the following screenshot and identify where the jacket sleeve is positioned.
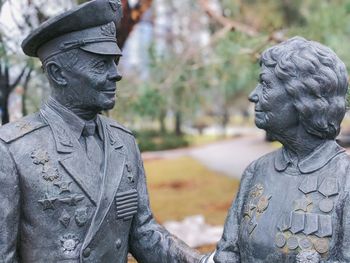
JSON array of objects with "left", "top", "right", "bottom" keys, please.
[
  {"left": 128, "top": 140, "right": 202, "bottom": 263},
  {"left": 213, "top": 161, "right": 256, "bottom": 263},
  {"left": 336, "top": 164, "right": 350, "bottom": 263},
  {"left": 0, "top": 141, "right": 20, "bottom": 263}
]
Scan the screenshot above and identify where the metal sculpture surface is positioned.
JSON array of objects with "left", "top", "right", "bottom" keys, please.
[
  {"left": 202, "top": 37, "right": 350, "bottom": 263},
  {"left": 0, "top": 1, "right": 202, "bottom": 262}
]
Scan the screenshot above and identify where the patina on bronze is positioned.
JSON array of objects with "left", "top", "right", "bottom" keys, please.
[
  {"left": 202, "top": 37, "right": 350, "bottom": 263},
  {"left": 0, "top": 0, "right": 202, "bottom": 262}
]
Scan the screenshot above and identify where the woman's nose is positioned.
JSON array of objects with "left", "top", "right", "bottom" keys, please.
[{"left": 248, "top": 87, "right": 259, "bottom": 103}]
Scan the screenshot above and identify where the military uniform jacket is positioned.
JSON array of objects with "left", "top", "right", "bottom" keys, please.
[
  {"left": 0, "top": 103, "right": 201, "bottom": 263},
  {"left": 214, "top": 140, "right": 350, "bottom": 263}
]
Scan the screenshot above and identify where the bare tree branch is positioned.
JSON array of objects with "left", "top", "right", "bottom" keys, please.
[
  {"left": 9, "top": 67, "right": 26, "bottom": 91},
  {"left": 198, "top": 0, "right": 258, "bottom": 37},
  {"left": 22, "top": 67, "right": 33, "bottom": 116},
  {"left": 8, "top": 0, "right": 27, "bottom": 31}
]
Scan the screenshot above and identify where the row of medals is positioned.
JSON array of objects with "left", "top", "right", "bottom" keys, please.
[{"left": 274, "top": 176, "right": 339, "bottom": 259}]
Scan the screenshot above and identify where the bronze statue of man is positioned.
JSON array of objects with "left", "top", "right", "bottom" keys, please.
[
  {"left": 0, "top": 0, "right": 202, "bottom": 262},
  {"left": 202, "top": 37, "right": 350, "bottom": 263}
]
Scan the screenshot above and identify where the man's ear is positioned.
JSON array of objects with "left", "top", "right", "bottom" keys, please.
[{"left": 46, "top": 61, "right": 67, "bottom": 87}]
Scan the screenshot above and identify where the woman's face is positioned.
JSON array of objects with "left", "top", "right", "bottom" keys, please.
[{"left": 249, "top": 65, "right": 299, "bottom": 136}]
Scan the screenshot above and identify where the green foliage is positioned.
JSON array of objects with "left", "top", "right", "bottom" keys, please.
[
  {"left": 287, "top": 0, "right": 350, "bottom": 66},
  {"left": 133, "top": 86, "right": 166, "bottom": 120},
  {"left": 209, "top": 32, "right": 262, "bottom": 102},
  {"left": 135, "top": 130, "right": 189, "bottom": 152}
]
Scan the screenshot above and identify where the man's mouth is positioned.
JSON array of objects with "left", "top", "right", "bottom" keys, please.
[{"left": 101, "top": 89, "right": 116, "bottom": 94}]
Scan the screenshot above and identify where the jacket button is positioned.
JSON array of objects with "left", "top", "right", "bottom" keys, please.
[
  {"left": 115, "top": 239, "right": 122, "bottom": 249},
  {"left": 83, "top": 247, "right": 91, "bottom": 257}
]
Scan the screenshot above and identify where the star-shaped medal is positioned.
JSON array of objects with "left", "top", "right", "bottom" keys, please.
[
  {"left": 294, "top": 196, "right": 312, "bottom": 212},
  {"left": 243, "top": 201, "right": 256, "bottom": 218},
  {"left": 54, "top": 181, "right": 72, "bottom": 194},
  {"left": 256, "top": 194, "right": 272, "bottom": 213},
  {"left": 15, "top": 121, "right": 31, "bottom": 132},
  {"left": 38, "top": 193, "right": 57, "bottom": 210},
  {"left": 31, "top": 149, "right": 49, "bottom": 165},
  {"left": 59, "top": 194, "right": 85, "bottom": 206}
]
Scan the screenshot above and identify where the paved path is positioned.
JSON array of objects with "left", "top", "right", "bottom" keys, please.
[{"left": 142, "top": 131, "right": 276, "bottom": 179}]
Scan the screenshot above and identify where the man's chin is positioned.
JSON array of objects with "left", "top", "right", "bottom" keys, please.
[
  {"left": 101, "top": 99, "right": 116, "bottom": 111},
  {"left": 92, "top": 100, "right": 116, "bottom": 113}
]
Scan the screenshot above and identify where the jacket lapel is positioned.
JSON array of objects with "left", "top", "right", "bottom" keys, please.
[
  {"left": 82, "top": 118, "right": 125, "bottom": 248},
  {"left": 59, "top": 153, "right": 99, "bottom": 206},
  {"left": 40, "top": 104, "right": 99, "bottom": 205}
]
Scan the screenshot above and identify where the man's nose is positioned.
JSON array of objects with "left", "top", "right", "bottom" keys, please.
[
  {"left": 108, "top": 63, "right": 122, "bottom": 82},
  {"left": 248, "top": 86, "right": 259, "bottom": 103}
]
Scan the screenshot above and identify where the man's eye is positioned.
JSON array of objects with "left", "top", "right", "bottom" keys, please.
[
  {"left": 114, "top": 57, "right": 120, "bottom": 65},
  {"left": 93, "top": 61, "right": 106, "bottom": 72}
]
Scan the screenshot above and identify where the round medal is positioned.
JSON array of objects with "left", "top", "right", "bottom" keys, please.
[
  {"left": 275, "top": 233, "right": 286, "bottom": 248},
  {"left": 319, "top": 198, "right": 333, "bottom": 213},
  {"left": 314, "top": 238, "right": 329, "bottom": 254},
  {"left": 287, "top": 236, "right": 299, "bottom": 250},
  {"left": 299, "top": 237, "right": 313, "bottom": 250}
]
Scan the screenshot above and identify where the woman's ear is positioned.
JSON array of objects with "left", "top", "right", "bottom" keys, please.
[{"left": 46, "top": 61, "right": 67, "bottom": 87}]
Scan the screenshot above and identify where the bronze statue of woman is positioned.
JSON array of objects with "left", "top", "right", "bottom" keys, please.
[{"left": 203, "top": 37, "right": 350, "bottom": 263}]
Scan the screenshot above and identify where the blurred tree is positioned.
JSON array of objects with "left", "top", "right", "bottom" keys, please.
[
  {"left": 206, "top": 33, "right": 261, "bottom": 129},
  {"left": 0, "top": 0, "right": 48, "bottom": 124},
  {"left": 0, "top": 60, "right": 28, "bottom": 124},
  {"left": 133, "top": 86, "right": 167, "bottom": 133},
  {"left": 149, "top": 0, "right": 211, "bottom": 135},
  {"left": 113, "top": 0, "right": 350, "bottom": 138}
]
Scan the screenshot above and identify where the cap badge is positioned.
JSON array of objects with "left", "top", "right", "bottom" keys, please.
[{"left": 101, "top": 22, "right": 116, "bottom": 37}]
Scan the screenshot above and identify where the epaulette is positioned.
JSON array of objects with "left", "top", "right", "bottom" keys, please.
[
  {"left": 100, "top": 115, "right": 134, "bottom": 137},
  {"left": 0, "top": 113, "right": 48, "bottom": 143}
]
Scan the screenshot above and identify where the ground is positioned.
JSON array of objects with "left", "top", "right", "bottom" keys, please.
[
  {"left": 128, "top": 156, "right": 239, "bottom": 262},
  {"left": 143, "top": 131, "right": 277, "bottom": 178}
]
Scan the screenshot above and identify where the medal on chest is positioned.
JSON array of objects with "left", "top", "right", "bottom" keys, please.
[{"left": 273, "top": 175, "right": 339, "bottom": 260}]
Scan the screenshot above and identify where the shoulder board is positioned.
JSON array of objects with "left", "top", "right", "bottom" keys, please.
[
  {"left": 99, "top": 115, "right": 134, "bottom": 136},
  {"left": 0, "top": 113, "right": 48, "bottom": 143}
]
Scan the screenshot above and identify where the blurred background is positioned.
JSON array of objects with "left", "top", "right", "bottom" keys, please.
[{"left": 1, "top": 0, "right": 350, "bottom": 260}]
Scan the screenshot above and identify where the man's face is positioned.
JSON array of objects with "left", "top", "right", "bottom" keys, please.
[
  {"left": 62, "top": 50, "right": 122, "bottom": 112},
  {"left": 248, "top": 65, "right": 298, "bottom": 136}
]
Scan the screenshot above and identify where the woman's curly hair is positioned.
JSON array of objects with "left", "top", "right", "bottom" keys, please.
[{"left": 260, "top": 36, "right": 348, "bottom": 139}]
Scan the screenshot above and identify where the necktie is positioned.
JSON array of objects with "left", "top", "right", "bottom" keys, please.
[{"left": 82, "top": 121, "right": 103, "bottom": 173}]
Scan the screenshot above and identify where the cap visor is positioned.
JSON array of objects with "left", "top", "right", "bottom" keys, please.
[{"left": 80, "top": 42, "right": 122, "bottom": 56}]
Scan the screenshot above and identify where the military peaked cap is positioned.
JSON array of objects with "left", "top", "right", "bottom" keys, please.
[{"left": 22, "top": 0, "right": 123, "bottom": 61}]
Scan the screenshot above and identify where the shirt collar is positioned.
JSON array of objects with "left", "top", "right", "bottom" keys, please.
[
  {"left": 274, "top": 140, "right": 346, "bottom": 174},
  {"left": 46, "top": 97, "right": 102, "bottom": 140}
]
